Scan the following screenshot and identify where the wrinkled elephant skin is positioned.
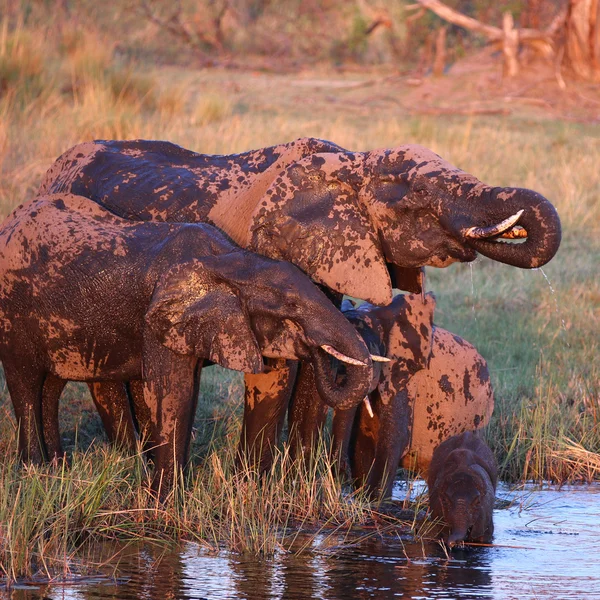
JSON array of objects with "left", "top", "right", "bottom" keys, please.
[
  {"left": 0, "top": 194, "right": 372, "bottom": 495},
  {"left": 346, "top": 294, "right": 494, "bottom": 499},
  {"left": 401, "top": 328, "right": 494, "bottom": 476},
  {"left": 38, "top": 137, "right": 560, "bottom": 470},
  {"left": 427, "top": 431, "right": 497, "bottom": 546}
]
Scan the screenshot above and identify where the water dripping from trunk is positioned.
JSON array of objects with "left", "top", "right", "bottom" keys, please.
[{"left": 537, "top": 267, "right": 569, "bottom": 342}]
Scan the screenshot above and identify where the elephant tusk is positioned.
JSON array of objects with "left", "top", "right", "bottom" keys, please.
[
  {"left": 371, "top": 354, "right": 391, "bottom": 363},
  {"left": 320, "top": 345, "right": 368, "bottom": 366},
  {"left": 498, "top": 225, "right": 528, "bottom": 239},
  {"left": 363, "top": 397, "right": 374, "bottom": 418},
  {"left": 463, "top": 210, "right": 524, "bottom": 239}
]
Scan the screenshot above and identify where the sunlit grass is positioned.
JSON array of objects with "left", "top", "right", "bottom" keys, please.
[
  {"left": 0, "top": 5, "right": 598, "bottom": 583},
  {"left": 0, "top": 422, "right": 417, "bottom": 585}
]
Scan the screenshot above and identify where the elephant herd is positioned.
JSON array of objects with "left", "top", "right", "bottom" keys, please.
[{"left": 0, "top": 137, "right": 561, "bottom": 545}]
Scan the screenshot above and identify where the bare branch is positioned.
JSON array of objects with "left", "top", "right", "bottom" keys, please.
[{"left": 415, "top": 0, "right": 503, "bottom": 40}]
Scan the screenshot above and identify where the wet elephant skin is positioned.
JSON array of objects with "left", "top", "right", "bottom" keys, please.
[
  {"left": 427, "top": 431, "right": 497, "bottom": 546},
  {"left": 0, "top": 194, "right": 373, "bottom": 496},
  {"left": 288, "top": 293, "right": 494, "bottom": 500},
  {"left": 38, "top": 137, "right": 560, "bottom": 471}
]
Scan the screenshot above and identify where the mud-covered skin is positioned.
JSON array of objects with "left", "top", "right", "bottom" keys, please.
[
  {"left": 0, "top": 194, "right": 372, "bottom": 493},
  {"left": 401, "top": 329, "right": 494, "bottom": 475},
  {"left": 427, "top": 431, "right": 497, "bottom": 546},
  {"left": 239, "top": 359, "right": 299, "bottom": 472},
  {"left": 39, "top": 138, "right": 562, "bottom": 304},
  {"left": 338, "top": 294, "right": 436, "bottom": 499},
  {"left": 38, "top": 137, "right": 561, "bottom": 472},
  {"left": 288, "top": 293, "right": 494, "bottom": 500},
  {"left": 344, "top": 295, "right": 493, "bottom": 499}
]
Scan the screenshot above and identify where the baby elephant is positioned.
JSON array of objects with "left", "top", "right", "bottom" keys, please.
[
  {"left": 0, "top": 194, "right": 374, "bottom": 496},
  {"left": 427, "top": 431, "right": 498, "bottom": 546}
]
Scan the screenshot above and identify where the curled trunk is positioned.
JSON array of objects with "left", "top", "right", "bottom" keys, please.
[
  {"left": 309, "top": 346, "right": 371, "bottom": 410},
  {"left": 461, "top": 187, "right": 561, "bottom": 268}
]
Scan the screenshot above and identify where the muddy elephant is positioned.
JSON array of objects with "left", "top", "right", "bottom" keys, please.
[
  {"left": 0, "top": 194, "right": 375, "bottom": 495},
  {"left": 428, "top": 431, "right": 497, "bottom": 546},
  {"left": 289, "top": 292, "right": 494, "bottom": 500},
  {"left": 38, "top": 137, "right": 561, "bottom": 469}
]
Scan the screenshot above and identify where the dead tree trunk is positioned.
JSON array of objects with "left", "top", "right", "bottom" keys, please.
[
  {"left": 564, "top": 0, "right": 600, "bottom": 80},
  {"left": 502, "top": 12, "right": 520, "bottom": 77},
  {"left": 433, "top": 26, "right": 447, "bottom": 77},
  {"left": 416, "top": 0, "right": 557, "bottom": 77}
]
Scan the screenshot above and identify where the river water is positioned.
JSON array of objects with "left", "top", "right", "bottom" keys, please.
[{"left": 4, "top": 483, "right": 600, "bottom": 600}]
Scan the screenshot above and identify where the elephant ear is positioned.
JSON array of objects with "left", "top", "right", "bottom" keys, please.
[
  {"left": 377, "top": 292, "right": 436, "bottom": 405},
  {"left": 145, "top": 262, "right": 263, "bottom": 373},
  {"left": 249, "top": 153, "right": 392, "bottom": 306}
]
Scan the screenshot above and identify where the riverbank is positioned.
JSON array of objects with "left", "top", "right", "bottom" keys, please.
[{"left": 0, "top": 7, "right": 598, "bottom": 584}]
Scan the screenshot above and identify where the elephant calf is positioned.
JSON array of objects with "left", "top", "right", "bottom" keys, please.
[
  {"left": 0, "top": 194, "right": 375, "bottom": 496},
  {"left": 428, "top": 431, "right": 498, "bottom": 546}
]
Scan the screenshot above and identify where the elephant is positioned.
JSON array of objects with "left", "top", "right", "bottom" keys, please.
[
  {"left": 427, "top": 431, "right": 497, "bottom": 546},
  {"left": 0, "top": 193, "right": 375, "bottom": 495},
  {"left": 288, "top": 292, "right": 494, "bottom": 500},
  {"left": 37, "top": 137, "right": 561, "bottom": 469}
]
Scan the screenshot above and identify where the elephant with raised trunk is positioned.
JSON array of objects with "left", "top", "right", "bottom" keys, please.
[
  {"left": 428, "top": 431, "right": 497, "bottom": 546},
  {"left": 0, "top": 194, "right": 375, "bottom": 495},
  {"left": 38, "top": 137, "right": 561, "bottom": 468}
]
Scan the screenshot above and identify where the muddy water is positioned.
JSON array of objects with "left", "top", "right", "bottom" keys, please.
[{"left": 5, "top": 484, "right": 600, "bottom": 600}]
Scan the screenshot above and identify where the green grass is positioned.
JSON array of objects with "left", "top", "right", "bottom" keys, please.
[{"left": 0, "top": 4, "right": 598, "bottom": 584}]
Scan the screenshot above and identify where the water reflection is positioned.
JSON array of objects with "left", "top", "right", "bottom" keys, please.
[{"left": 5, "top": 484, "right": 600, "bottom": 600}]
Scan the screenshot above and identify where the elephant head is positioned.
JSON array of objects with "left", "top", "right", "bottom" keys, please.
[
  {"left": 330, "top": 293, "right": 436, "bottom": 497},
  {"left": 250, "top": 146, "right": 561, "bottom": 304},
  {"left": 146, "top": 252, "right": 375, "bottom": 410}
]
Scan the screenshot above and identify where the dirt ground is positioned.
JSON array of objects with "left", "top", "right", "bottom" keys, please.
[{"left": 200, "top": 48, "right": 600, "bottom": 125}]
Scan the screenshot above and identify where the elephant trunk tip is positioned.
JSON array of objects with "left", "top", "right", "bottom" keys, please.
[{"left": 446, "top": 529, "right": 469, "bottom": 548}]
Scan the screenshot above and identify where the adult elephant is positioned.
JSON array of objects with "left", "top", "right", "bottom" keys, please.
[
  {"left": 0, "top": 194, "right": 374, "bottom": 495},
  {"left": 38, "top": 137, "right": 561, "bottom": 468}
]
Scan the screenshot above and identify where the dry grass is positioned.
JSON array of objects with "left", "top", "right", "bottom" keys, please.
[
  {"left": 0, "top": 425, "right": 419, "bottom": 585},
  {"left": 0, "top": 3, "right": 598, "bottom": 583}
]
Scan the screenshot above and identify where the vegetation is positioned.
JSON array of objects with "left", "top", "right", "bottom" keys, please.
[{"left": 0, "top": 0, "right": 598, "bottom": 586}]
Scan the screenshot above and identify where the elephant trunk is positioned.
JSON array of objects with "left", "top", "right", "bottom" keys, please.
[
  {"left": 447, "top": 524, "right": 470, "bottom": 547},
  {"left": 457, "top": 187, "right": 561, "bottom": 269},
  {"left": 310, "top": 345, "right": 372, "bottom": 410}
]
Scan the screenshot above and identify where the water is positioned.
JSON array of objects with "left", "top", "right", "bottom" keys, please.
[
  {"left": 5, "top": 483, "right": 600, "bottom": 600},
  {"left": 538, "top": 267, "right": 569, "bottom": 338}
]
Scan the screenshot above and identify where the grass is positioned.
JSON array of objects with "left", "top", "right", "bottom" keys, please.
[
  {"left": 0, "top": 418, "right": 423, "bottom": 584},
  {"left": 0, "top": 4, "right": 599, "bottom": 585}
]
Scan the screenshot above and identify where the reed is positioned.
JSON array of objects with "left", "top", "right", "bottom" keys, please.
[{"left": 0, "top": 3, "right": 598, "bottom": 583}]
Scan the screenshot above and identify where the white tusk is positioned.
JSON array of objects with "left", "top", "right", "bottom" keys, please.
[
  {"left": 371, "top": 354, "right": 391, "bottom": 363},
  {"left": 463, "top": 209, "right": 524, "bottom": 239},
  {"left": 363, "top": 397, "right": 374, "bottom": 418},
  {"left": 320, "top": 345, "right": 368, "bottom": 366}
]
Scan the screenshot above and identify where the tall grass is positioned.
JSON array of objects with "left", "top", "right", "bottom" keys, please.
[
  {"left": 0, "top": 2, "right": 598, "bottom": 583},
  {"left": 0, "top": 425, "right": 416, "bottom": 585}
]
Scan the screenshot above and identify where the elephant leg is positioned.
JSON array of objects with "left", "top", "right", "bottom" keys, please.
[
  {"left": 3, "top": 361, "right": 46, "bottom": 464},
  {"left": 143, "top": 339, "right": 199, "bottom": 498},
  {"left": 287, "top": 361, "right": 329, "bottom": 464},
  {"left": 238, "top": 358, "right": 298, "bottom": 473},
  {"left": 330, "top": 403, "right": 361, "bottom": 479},
  {"left": 42, "top": 374, "right": 67, "bottom": 461},
  {"left": 128, "top": 380, "right": 151, "bottom": 451},
  {"left": 88, "top": 382, "right": 137, "bottom": 453},
  {"left": 352, "top": 388, "right": 413, "bottom": 501}
]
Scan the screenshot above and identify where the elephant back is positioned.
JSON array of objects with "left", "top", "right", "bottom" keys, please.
[{"left": 402, "top": 328, "right": 494, "bottom": 475}]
